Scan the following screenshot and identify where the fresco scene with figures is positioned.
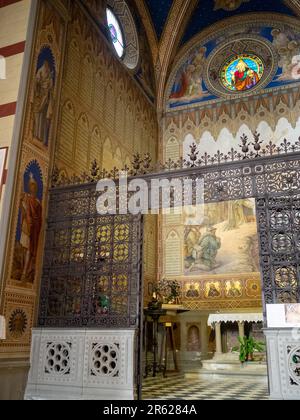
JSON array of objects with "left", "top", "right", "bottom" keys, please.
[
  {"left": 184, "top": 199, "right": 259, "bottom": 275},
  {"left": 0, "top": 0, "right": 300, "bottom": 403}
]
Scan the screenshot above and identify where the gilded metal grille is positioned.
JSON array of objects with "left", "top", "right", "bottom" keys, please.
[
  {"left": 257, "top": 194, "right": 300, "bottom": 306},
  {"left": 40, "top": 151, "right": 300, "bottom": 327},
  {"left": 38, "top": 187, "right": 143, "bottom": 328}
]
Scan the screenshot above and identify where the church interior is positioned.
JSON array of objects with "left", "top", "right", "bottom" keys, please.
[{"left": 0, "top": 0, "right": 300, "bottom": 401}]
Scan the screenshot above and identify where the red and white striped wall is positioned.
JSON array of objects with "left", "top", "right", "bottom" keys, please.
[{"left": 0, "top": 0, "right": 31, "bottom": 212}]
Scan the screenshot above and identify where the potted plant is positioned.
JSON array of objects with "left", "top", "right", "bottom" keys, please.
[{"left": 233, "top": 336, "right": 265, "bottom": 363}]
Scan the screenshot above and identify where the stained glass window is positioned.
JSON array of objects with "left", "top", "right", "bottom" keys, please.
[
  {"left": 106, "top": 8, "right": 125, "bottom": 58},
  {"left": 221, "top": 54, "right": 264, "bottom": 92}
]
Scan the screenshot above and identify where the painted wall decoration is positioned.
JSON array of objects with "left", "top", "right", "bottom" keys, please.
[
  {"left": 214, "top": 0, "right": 250, "bottom": 12},
  {"left": 162, "top": 199, "right": 262, "bottom": 310},
  {"left": 8, "top": 309, "right": 28, "bottom": 339},
  {"left": 32, "top": 46, "right": 56, "bottom": 147},
  {"left": 12, "top": 161, "right": 43, "bottom": 283},
  {"left": 169, "top": 47, "right": 209, "bottom": 104},
  {"left": 184, "top": 199, "right": 259, "bottom": 275},
  {"left": 167, "top": 16, "right": 300, "bottom": 110}
]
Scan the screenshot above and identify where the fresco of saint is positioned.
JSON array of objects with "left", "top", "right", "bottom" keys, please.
[
  {"left": 12, "top": 161, "right": 43, "bottom": 284},
  {"left": 205, "top": 282, "right": 221, "bottom": 299},
  {"left": 32, "top": 47, "right": 55, "bottom": 146},
  {"left": 19, "top": 173, "right": 43, "bottom": 282},
  {"left": 226, "top": 281, "right": 242, "bottom": 298},
  {"left": 169, "top": 47, "right": 208, "bottom": 101}
]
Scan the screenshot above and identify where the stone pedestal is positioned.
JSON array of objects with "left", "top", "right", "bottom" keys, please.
[
  {"left": 25, "top": 329, "right": 136, "bottom": 400},
  {"left": 264, "top": 328, "right": 300, "bottom": 400}
]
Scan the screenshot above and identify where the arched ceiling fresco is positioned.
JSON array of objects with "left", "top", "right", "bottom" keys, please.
[
  {"left": 165, "top": 13, "right": 300, "bottom": 111},
  {"left": 87, "top": 1, "right": 300, "bottom": 111},
  {"left": 137, "top": 0, "right": 300, "bottom": 111}
]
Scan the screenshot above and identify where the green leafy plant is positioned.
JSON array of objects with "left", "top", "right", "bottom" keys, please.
[{"left": 232, "top": 336, "right": 265, "bottom": 363}]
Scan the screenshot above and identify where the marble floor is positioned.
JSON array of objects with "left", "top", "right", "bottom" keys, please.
[{"left": 143, "top": 374, "right": 269, "bottom": 400}]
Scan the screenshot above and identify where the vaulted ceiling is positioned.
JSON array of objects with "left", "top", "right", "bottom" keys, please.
[{"left": 132, "top": 0, "right": 300, "bottom": 111}]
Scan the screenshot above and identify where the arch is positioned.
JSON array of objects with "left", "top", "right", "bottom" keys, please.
[
  {"left": 56, "top": 100, "right": 76, "bottom": 164},
  {"left": 90, "top": 126, "right": 102, "bottom": 166},
  {"left": 114, "top": 146, "right": 123, "bottom": 169},
  {"left": 115, "top": 95, "right": 125, "bottom": 139},
  {"left": 165, "top": 137, "right": 180, "bottom": 162},
  {"left": 163, "top": 13, "right": 300, "bottom": 112},
  {"left": 102, "top": 138, "right": 114, "bottom": 171},
  {"left": 125, "top": 105, "right": 134, "bottom": 149},
  {"left": 65, "top": 38, "right": 81, "bottom": 93},
  {"left": 94, "top": 70, "right": 105, "bottom": 116},
  {"left": 104, "top": 81, "right": 115, "bottom": 131},
  {"left": 165, "top": 230, "right": 181, "bottom": 276},
  {"left": 80, "top": 54, "right": 94, "bottom": 108},
  {"left": 75, "top": 113, "right": 90, "bottom": 170}
]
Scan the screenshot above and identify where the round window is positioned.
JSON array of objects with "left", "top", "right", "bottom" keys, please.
[
  {"left": 106, "top": 8, "right": 125, "bottom": 58},
  {"left": 221, "top": 54, "right": 264, "bottom": 93}
]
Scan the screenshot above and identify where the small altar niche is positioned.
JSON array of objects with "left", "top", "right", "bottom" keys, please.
[{"left": 208, "top": 313, "right": 265, "bottom": 358}]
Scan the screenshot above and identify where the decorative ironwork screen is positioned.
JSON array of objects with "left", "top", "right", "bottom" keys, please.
[
  {"left": 257, "top": 194, "right": 300, "bottom": 306},
  {"left": 38, "top": 186, "right": 144, "bottom": 328},
  {"left": 40, "top": 148, "right": 300, "bottom": 327}
]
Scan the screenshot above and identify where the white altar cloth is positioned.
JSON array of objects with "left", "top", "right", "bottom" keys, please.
[{"left": 208, "top": 313, "right": 263, "bottom": 327}]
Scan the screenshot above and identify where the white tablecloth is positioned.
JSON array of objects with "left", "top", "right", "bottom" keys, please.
[
  {"left": 0, "top": 316, "right": 6, "bottom": 340},
  {"left": 208, "top": 313, "right": 263, "bottom": 327}
]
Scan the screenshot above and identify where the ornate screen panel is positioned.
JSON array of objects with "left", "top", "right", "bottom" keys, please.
[
  {"left": 38, "top": 187, "right": 144, "bottom": 328},
  {"left": 257, "top": 194, "right": 300, "bottom": 306}
]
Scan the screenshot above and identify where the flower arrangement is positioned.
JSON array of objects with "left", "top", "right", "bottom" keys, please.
[{"left": 156, "top": 279, "right": 181, "bottom": 305}]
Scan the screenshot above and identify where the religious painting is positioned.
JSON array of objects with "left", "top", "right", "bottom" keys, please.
[
  {"left": 271, "top": 28, "right": 300, "bottom": 82},
  {"left": 184, "top": 199, "right": 259, "bottom": 275},
  {"left": 225, "top": 280, "right": 242, "bottom": 298},
  {"left": 169, "top": 47, "right": 209, "bottom": 103},
  {"left": 0, "top": 147, "right": 8, "bottom": 200},
  {"left": 12, "top": 161, "right": 43, "bottom": 283},
  {"left": 185, "top": 282, "right": 200, "bottom": 299},
  {"left": 32, "top": 46, "right": 56, "bottom": 147},
  {"left": 221, "top": 54, "right": 264, "bottom": 92},
  {"left": 205, "top": 281, "right": 221, "bottom": 299},
  {"left": 214, "top": 0, "right": 250, "bottom": 11}
]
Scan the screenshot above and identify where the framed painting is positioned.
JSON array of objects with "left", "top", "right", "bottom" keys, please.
[{"left": 0, "top": 147, "right": 8, "bottom": 200}]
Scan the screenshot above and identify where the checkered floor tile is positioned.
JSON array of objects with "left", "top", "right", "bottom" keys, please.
[{"left": 143, "top": 374, "right": 269, "bottom": 400}]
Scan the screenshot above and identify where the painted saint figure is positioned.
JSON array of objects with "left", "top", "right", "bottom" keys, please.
[
  {"left": 170, "top": 47, "right": 208, "bottom": 100},
  {"left": 207, "top": 283, "right": 221, "bottom": 298},
  {"left": 32, "top": 59, "right": 54, "bottom": 145},
  {"left": 19, "top": 173, "right": 42, "bottom": 282},
  {"left": 186, "top": 284, "right": 200, "bottom": 298},
  {"left": 197, "top": 227, "right": 221, "bottom": 270},
  {"left": 231, "top": 60, "right": 259, "bottom": 91}
]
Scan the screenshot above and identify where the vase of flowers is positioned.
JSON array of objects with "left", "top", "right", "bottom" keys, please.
[{"left": 156, "top": 279, "right": 181, "bottom": 305}]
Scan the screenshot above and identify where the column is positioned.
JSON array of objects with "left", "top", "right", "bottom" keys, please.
[
  {"left": 238, "top": 322, "right": 245, "bottom": 338},
  {"left": 215, "top": 322, "right": 222, "bottom": 355},
  {"left": 200, "top": 317, "right": 208, "bottom": 360}
]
